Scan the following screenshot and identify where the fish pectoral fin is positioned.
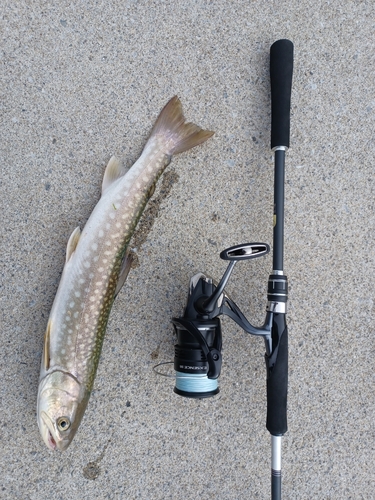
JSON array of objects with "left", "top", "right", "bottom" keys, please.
[
  {"left": 66, "top": 227, "right": 81, "bottom": 262},
  {"left": 43, "top": 321, "right": 52, "bottom": 370},
  {"left": 102, "top": 156, "right": 127, "bottom": 194},
  {"left": 114, "top": 251, "right": 134, "bottom": 298}
]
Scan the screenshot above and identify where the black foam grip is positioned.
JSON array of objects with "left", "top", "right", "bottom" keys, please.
[
  {"left": 266, "top": 324, "right": 288, "bottom": 436},
  {"left": 270, "top": 39, "right": 294, "bottom": 149}
]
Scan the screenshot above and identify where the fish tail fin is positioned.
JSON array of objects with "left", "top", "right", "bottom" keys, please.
[{"left": 148, "top": 96, "right": 214, "bottom": 155}]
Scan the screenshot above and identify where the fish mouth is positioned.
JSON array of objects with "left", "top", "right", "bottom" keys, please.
[
  {"left": 47, "top": 430, "right": 57, "bottom": 451},
  {"left": 40, "top": 411, "right": 58, "bottom": 451},
  {"left": 40, "top": 411, "right": 70, "bottom": 452}
]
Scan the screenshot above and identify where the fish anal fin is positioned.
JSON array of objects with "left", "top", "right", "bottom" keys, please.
[
  {"left": 102, "top": 156, "right": 127, "bottom": 194},
  {"left": 114, "top": 251, "right": 134, "bottom": 298},
  {"left": 147, "top": 182, "right": 156, "bottom": 200},
  {"left": 43, "top": 321, "right": 52, "bottom": 371},
  {"left": 149, "top": 96, "right": 214, "bottom": 156},
  {"left": 66, "top": 227, "right": 81, "bottom": 262}
]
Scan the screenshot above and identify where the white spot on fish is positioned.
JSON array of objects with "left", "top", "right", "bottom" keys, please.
[
  {"left": 92, "top": 243, "right": 98, "bottom": 251},
  {"left": 98, "top": 267, "right": 104, "bottom": 272},
  {"left": 109, "top": 212, "right": 115, "bottom": 219},
  {"left": 98, "top": 230, "right": 104, "bottom": 237},
  {"left": 79, "top": 278, "right": 85, "bottom": 284},
  {"left": 93, "top": 256, "right": 99, "bottom": 262},
  {"left": 89, "top": 273, "right": 94, "bottom": 279},
  {"left": 65, "top": 316, "right": 70, "bottom": 322},
  {"left": 106, "top": 223, "right": 111, "bottom": 229},
  {"left": 69, "top": 301, "right": 75, "bottom": 308},
  {"left": 116, "top": 222, "right": 121, "bottom": 228},
  {"left": 105, "top": 240, "right": 111, "bottom": 246},
  {"left": 84, "top": 261, "right": 90, "bottom": 268},
  {"left": 75, "top": 291, "right": 81, "bottom": 297},
  {"left": 73, "top": 311, "right": 79, "bottom": 318}
]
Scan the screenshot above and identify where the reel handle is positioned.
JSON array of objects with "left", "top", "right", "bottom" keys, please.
[{"left": 270, "top": 39, "right": 294, "bottom": 150}]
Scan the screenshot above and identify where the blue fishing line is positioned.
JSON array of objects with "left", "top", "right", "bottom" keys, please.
[{"left": 175, "top": 371, "right": 218, "bottom": 393}]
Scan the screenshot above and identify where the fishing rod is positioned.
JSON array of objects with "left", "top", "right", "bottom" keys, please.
[{"left": 161, "top": 39, "right": 294, "bottom": 499}]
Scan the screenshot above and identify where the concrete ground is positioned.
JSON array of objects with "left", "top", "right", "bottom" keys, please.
[{"left": 1, "top": 1, "right": 374, "bottom": 499}]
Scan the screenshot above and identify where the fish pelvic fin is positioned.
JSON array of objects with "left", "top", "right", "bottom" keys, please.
[{"left": 149, "top": 96, "right": 214, "bottom": 156}]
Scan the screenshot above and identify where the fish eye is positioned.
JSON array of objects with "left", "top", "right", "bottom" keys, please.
[{"left": 56, "top": 417, "right": 71, "bottom": 432}]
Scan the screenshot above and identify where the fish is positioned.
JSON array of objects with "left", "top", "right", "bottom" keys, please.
[{"left": 37, "top": 96, "right": 214, "bottom": 451}]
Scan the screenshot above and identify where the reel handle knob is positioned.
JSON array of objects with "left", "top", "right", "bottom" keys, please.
[{"left": 220, "top": 243, "right": 270, "bottom": 261}]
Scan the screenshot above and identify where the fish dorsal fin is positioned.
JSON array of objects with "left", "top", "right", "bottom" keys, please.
[
  {"left": 43, "top": 321, "right": 52, "bottom": 370},
  {"left": 66, "top": 226, "right": 81, "bottom": 262},
  {"left": 102, "top": 156, "right": 127, "bottom": 194}
]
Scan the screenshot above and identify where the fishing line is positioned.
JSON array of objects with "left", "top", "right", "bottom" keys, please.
[
  {"left": 153, "top": 361, "right": 175, "bottom": 378},
  {"left": 154, "top": 363, "right": 218, "bottom": 393},
  {"left": 174, "top": 372, "right": 218, "bottom": 395}
]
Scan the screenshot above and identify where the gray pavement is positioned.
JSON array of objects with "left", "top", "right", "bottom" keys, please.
[{"left": 1, "top": 1, "right": 374, "bottom": 499}]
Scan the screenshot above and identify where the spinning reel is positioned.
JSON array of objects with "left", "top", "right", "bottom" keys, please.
[{"left": 172, "top": 242, "right": 273, "bottom": 398}]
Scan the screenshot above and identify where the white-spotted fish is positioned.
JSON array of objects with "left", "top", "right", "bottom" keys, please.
[{"left": 37, "top": 96, "right": 214, "bottom": 451}]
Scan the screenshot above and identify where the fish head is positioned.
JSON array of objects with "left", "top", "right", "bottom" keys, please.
[{"left": 37, "top": 370, "right": 89, "bottom": 451}]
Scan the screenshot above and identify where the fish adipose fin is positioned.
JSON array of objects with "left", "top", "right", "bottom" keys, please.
[
  {"left": 149, "top": 96, "right": 214, "bottom": 155},
  {"left": 102, "top": 156, "right": 128, "bottom": 194},
  {"left": 66, "top": 227, "right": 81, "bottom": 262}
]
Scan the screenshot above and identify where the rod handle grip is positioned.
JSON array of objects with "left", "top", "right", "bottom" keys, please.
[
  {"left": 270, "top": 39, "right": 294, "bottom": 149},
  {"left": 266, "top": 321, "right": 288, "bottom": 436}
]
